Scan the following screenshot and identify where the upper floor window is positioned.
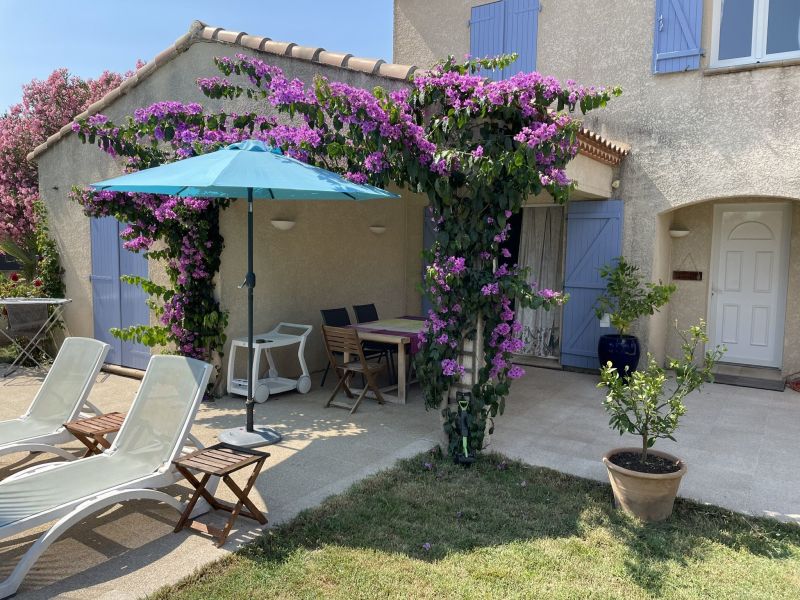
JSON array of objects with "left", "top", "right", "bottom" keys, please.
[{"left": 712, "top": 0, "right": 800, "bottom": 67}]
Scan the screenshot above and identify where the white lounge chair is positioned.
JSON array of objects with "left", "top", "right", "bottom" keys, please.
[
  {"left": 0, "top": 354, "right": 213, "bottom": 599},
  {"left": 0, "top": 336, "right": 110, "bottom": 463}
]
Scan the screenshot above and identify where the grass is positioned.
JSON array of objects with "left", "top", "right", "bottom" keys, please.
[{"left": 153, "top": 451, "right": 800, "bottom": 599}]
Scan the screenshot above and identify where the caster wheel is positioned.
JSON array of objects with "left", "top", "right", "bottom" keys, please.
[
  {"left": 254, "top": 383, "right": 270, "bottom": 403},
  {"left": 296, "top": 375, "right": 312, "bottom": 394}
]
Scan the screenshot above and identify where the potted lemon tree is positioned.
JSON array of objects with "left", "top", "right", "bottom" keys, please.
[
  {"left": 598, "top": 320, "right": 724, "bottom": 522},
  {"left": 595, "top": 256, "right": 675, "bottom": 373}
]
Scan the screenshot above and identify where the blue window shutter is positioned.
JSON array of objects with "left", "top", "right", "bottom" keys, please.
[
  {"left": 90, "top": 217, "right": 123, "bottom": 365},
  {"left": 503, "top": 0, "right": 539, "bottom": 76},
  {"left": 653, "top": 0, "right": 703, "bottom": 73},
  {"left": 470, "top": 1, "right": 505, "bottom": 80},
  {"left": 561, "top": 200, "right": 623, "bottom": 370},
  {"left": 90, "top": 217, "right": 151, "bottom": 370},
  {"left": 421, "top": 209, "right": 437, "bottom": 316}
]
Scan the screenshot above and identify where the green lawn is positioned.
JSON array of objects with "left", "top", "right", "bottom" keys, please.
[{"left": 154, "top": 452, "right": 800, "bottom": 599}]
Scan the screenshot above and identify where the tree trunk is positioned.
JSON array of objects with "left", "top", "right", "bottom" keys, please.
[{"left": 437, "top": 313, "right": 486, "bottom": 453}]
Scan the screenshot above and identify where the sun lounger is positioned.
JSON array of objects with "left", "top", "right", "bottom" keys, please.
[
  {"left": 0, "top": 337, "right": 109, "bottom": 463},
  {"left": 0, "top": 354, "right": 212, "bottom": 599}
]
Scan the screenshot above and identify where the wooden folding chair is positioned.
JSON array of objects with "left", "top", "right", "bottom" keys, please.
[{"left": 322, "top": 325, "right": 386, "bottom": 414}]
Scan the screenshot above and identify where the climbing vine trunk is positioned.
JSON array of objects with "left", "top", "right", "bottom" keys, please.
[{"left": 437, "top": 313, "right": 486, "bottom": 452}]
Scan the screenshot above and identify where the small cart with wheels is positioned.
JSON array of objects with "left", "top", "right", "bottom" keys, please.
[{"left": 227, "top": 323, "right": 313, "bottom": 403}]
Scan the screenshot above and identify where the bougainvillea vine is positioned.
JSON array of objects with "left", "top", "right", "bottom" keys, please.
[{"left": 73, "top": 52, "right": 618, "bottom": 453}]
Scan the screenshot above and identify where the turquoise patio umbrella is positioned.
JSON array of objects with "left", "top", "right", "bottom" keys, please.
[{"left": 92, "top": 140, "right": 399, "bottom": 447}]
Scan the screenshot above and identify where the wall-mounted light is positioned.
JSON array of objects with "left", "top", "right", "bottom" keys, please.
[
  {"left": 669, "top": 229, "right": 689, "bottom": 238},
  {"left": 270, "top": 219, "right": 296, "bottom": 231},
  {"left": 369, "top": 225, "right": 386, "bottom": 234}
]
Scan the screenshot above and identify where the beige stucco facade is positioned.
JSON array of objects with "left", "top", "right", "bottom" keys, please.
[
  {"left": 35, "top": 38, "right": 424, "bottom": 379},
  {"left": 395, "top": 0, "right": 800, "bottom": 375},
  {"left": 32, "top": 21, "right": 622, "bottom": 382}
]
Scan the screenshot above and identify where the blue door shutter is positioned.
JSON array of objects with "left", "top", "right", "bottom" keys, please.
[
  {"left": 503, "top": 0, "right": 539, "bottom": 76},
  {"left": 653, "top": 0, "right": 703, "bottom": 73},
  {"left": 561, "top": 200, "right": 623, "bottom": 370},
  {"left": 470, "top": 1, "right": 505, "bottom": 80}
]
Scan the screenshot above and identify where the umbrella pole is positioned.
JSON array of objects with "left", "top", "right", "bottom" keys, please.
[
  {"left": 246, "top": 187, "right": 255, "bottom": 432},
  {"left": 219, "top": 188, "right": 282, "bottom": 448}
]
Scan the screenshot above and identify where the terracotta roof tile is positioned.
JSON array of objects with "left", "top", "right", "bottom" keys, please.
[
  {"left": 26, "top": 20, "right": 627, "bottom": 164},
  {"left": 378, "top": 62, "right": 416, "bottom": 80},
  {"left": 346, "top": 57, "right": 385, "bottom": 75},
  {"left": 215, "top": 29, "right": 246, "bottom": 45},
  {"left": 261, "top": 40, "right": 296, "bottom": 56},
  {"left": 318, "top": 51, "right": 353, "bottom": 68},
  {"left": 577, "top": 127, "right": 630, "bottom": 166},
  {"left": 239, "top": 34, "right": 268, "bottom": 51},
  {"left": 291, "top": 45, "right": 324, "bottom": 62}
]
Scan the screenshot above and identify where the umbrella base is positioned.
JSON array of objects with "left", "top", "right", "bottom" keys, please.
[{"left": 218, "top": 426, "right": 282, "bottom": 448}]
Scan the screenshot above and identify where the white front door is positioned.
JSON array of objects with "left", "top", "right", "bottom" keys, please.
[{"left": 710, "top": 203, "right": 791, "bottom": 367}]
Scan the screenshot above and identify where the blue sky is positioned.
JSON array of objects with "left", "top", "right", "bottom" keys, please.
[{"left": 0, "top": 0, "right": 393, "bottom": 113}]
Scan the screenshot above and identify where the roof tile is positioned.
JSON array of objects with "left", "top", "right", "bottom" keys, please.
[
  {"left": 262, "top": 40, "right": 296, "bottom": 56},
  {"left": 318, "top": 51, "right": 353, "bottom": 68},
  {"left": 215, "top": 29, "right": 246, "bottom": 45},
  {"left": 291, "top": 45, "right": 324, "bottom": 62},
  {"left": 240, "top": 34, "right": 268, "bottom": 51},
  {"left": 347, "top": 57, "right": 385, "bottom": 75},
  {"left": 26, "top": 20, "right": 628, "bottom": 164},
  {"left": 378, "top": 62, "right": 416, "bottom": 81}
]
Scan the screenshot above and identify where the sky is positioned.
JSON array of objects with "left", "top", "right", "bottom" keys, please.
[{"left": 0, "top": 0, "right": 394, "bottom": 113}]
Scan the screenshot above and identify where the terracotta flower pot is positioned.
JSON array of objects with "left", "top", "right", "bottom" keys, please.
[{"left": 602, "top": 447, "right": 687, "bottom": 522}]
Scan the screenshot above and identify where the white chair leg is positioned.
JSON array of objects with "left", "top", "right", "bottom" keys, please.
[{"left": 0, "top": 488, "right": 184, "bottom": 599}]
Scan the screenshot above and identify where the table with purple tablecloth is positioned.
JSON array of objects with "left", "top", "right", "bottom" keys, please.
[{"left": 349, "top": 316, "right": 425, "bottom": 404}]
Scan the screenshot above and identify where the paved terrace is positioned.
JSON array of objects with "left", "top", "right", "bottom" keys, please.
[{"left": 0, "top": 364, "right": 797, "bottom": 598}]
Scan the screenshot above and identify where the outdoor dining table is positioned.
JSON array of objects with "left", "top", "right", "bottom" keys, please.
[{"left": 348, "top": 316, "right": 425, "bottom": 404}]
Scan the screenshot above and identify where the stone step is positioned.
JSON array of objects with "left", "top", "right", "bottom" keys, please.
[{"left": 712, "top": 364, "right": 785, "bottom": 392}]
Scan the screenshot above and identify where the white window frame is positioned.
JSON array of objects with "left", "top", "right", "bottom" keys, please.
[{"left": 711, "top": 0, "right": 800, "bottom": 67}]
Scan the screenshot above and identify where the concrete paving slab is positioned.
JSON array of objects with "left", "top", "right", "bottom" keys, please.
[{"left": 0, "top": 361, "right": 797, "bottom": 599}]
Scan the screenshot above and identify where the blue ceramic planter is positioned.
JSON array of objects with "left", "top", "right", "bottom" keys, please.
[{"left": 598, "top": 334, "right": 641, "bottom": 375}]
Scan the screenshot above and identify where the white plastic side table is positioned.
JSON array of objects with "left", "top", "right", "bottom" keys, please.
[{"left": 226, "top": 322, "right": 312, "bottom": 403}]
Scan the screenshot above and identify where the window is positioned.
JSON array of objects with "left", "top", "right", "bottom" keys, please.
[
  {"left": 470, "top": 0, "right": 539, "bottom": 80},
  {"left": 712, "top": 0, "right": 800, "bottom": 66}
]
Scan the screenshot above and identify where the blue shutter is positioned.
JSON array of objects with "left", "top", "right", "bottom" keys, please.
[
  {"left": 118, "top": 232, "right": 151, "bottom": 370},
  {"left": 503, "top": 0, "right": 539, "bottom": 76},
  {"left": 91, "top": 217, "right": 123, "bottom": 365},
  {"left": 90, "top": 217, "right": 151, "bottom": 370},
  {"left": 470, "top": 1, "right": 505, "bottom": 80},
  {"left": 653, "top": 0, "right": 703, "bottom": 73},
  {"left": 561, "top": 200, "right": 623, "bottom": 370},
  {"left": 421, "top": 209, "right": 437, "bottom": 316}
]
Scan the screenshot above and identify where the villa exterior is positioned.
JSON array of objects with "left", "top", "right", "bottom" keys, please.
[
  {"left": 27, "top": 20, "right": 624, "bottom": 380},
  {"left": 396, "top": 0, "right": 800, "bottom": 383}
]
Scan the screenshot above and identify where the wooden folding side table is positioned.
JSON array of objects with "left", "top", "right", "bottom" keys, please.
[
  {"left": 64, "top": 412, "right": 126, "bottom": 457},
  {"left": 173, "top": 443, "right": 269, "bottom": 546}
]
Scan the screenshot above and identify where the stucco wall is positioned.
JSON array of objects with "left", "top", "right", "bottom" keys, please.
[
  {"left": 664, "top": 199, "right": 800, "bottom": 377},
  {"left": 36, "top": 38, "right": 423, "bottom": 377},
  {"left": 395, "top": 0, "right": 800, "bottom": 367}
]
